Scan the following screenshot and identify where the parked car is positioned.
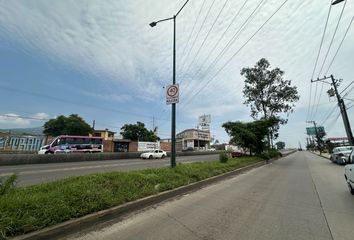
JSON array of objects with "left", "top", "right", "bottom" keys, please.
[
  {"left": 231, "top": 151, "right": 243, "bottom": 158},
  {"left": 140, "top": 149, "right": 167, "bottom": 159},
  {"left": 330, "top": 146, "right": 354, "bottom": 165},
  {"left": 344, "top": 150, "right": 354, "bottom": 195}
]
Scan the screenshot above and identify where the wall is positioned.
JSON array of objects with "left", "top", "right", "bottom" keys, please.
[
  {"left": 0, "top": 151, "right": 222, "bottom": 166},
  {"left": 160, "top": 142, "right": 171, "bottom": 152},
  {"left": 128, "top": 141, "right": 138, "bottom": 152},
  {"left": 103, "top": 140, "right": 114, "bottom": 152}
]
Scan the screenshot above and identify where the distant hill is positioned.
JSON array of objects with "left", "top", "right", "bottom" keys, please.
[{"left": 0, "top": 126, "right": 44, "bottom": 135}]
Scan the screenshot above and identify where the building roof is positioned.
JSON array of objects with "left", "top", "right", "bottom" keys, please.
[
  {"left": 177, "top": 128, "right": 210, "bottom": 134},
  {"left": 93, "top": 129, "right": 116, "bottom": 134}
]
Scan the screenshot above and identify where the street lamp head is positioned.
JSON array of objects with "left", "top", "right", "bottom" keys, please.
[
  {"left": 149, "top": 22, "right": 157, "bottom": 27},
  {"left": 332, "top": 0, "right": 345, "bottom": 5}
]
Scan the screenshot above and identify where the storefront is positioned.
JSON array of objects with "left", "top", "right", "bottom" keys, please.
[{"left": 176, "top": 128, "right": 211, "bottom": 151}]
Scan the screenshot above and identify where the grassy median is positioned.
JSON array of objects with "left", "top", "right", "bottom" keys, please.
[{"left": 0, "top": 156, "right": 266, "bottom": 239}]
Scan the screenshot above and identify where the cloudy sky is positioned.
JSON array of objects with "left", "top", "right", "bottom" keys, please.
[{"left": 0, "top": 0, "right": 353, "bottom": 148}]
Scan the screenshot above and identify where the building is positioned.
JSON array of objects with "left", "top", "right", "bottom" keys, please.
[
  {"left": 91, "top": 129, "right": 116, "bottom": 141},
  {"left": 176, "top": 128, "right": 211, "bottom": 151}
]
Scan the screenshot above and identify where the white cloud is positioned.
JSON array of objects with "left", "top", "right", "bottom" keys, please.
[
  {"left": 0, "top": 113, "right": 50, "bottom": 129},
  {"left": 0, "top": 114, "right": 31, "bottom": 127},
  {"left": 0, "top": 0, "right": 353, "bottom": 147}
]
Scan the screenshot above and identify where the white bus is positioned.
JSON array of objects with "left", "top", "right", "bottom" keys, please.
[{"left": 38, "top": 135, "right": 103, "bottom": 154}]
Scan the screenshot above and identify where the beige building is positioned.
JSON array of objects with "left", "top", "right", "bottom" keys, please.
[
  {"left": 91, "top": 129, "right": 115, "bottom": 141},
  {"left": 176, "top": 129, "right": 211, "bottom": 151}
]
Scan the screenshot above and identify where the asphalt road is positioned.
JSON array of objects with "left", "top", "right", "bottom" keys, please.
[
  {"left": 0, "top": 154, "right": 220, "bottom": 186},
  {"left": 67, "top": 151, "right": 354, "bottom": 240}
]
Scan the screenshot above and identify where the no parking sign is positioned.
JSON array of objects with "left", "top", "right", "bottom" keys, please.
[{"left": 166, "top": 84, "right": 179, "bottom": 104}]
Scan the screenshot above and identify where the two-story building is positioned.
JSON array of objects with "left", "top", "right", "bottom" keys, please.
[
  {"left": 90, "top": 129, "right": 116, "bottom": 152},
  {"left": 176, "top": 128, "right": 211, "bottom": 151}
]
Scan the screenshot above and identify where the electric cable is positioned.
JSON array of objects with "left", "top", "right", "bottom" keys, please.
[
  {"left": 180, "top": 0, "right": 249, "bottom": 96},
  {"left": 179, "top": 0, "right": 289, "bottom": 111},
  {"left": 178, "top": 0, "right": 217, "bottom": 75},
  {"left": 179, "top": 0, "right": 207, "bottom": 58},
  {"left": 317, "top": 0, "right": 347, "bottom": 77},
  {"left": 325, "top": 16, "right": 354, "bottom": 75},
  {"left": 181, "top": 0, "right": 267, "bottom": 99},
  {"left": 179, "top": 0, "right": 229, "bottom": 85},
  {"left": 308, "top": 0, "right": 332, "bottom": 121}
]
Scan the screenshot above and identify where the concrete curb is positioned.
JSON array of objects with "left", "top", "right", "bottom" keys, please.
[
  {"left": 13, "top": 151, "right": 296, "bottom": 240},
  {"left": 309, "top": 151, "right": 330, "bottom": 160}
]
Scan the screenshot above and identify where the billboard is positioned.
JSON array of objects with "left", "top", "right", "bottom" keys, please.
[
  {"left": 198, "top": 114, "right": 211, "bottom": 131},
  {"left": 306, "top": 126, "right": 325, "bottom": 136},
  {"left": 138, "top": 141, "right": 160, "bottom": 152}
]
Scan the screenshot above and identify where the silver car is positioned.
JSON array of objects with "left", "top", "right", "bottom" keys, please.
[{"left": 330, "top": 146, "right": 354, "bottom": 165}]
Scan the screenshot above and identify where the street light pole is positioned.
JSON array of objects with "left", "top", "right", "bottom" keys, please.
[
  {"left": 171, "top": 15, "right": 176, "bottom": 167},
  {"left": 332, "top": 0, "right": 345, "bottom": 5},
  {"left": 149, "top": 1, "right": 190, "bottom": 168}
]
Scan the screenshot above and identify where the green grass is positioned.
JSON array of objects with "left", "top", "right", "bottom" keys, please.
[{"left": 0, "top": 156, "right": 263, "bottom": 239}]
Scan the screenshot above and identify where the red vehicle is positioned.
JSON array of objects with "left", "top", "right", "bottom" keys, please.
[{"left": 231, "top": 151, "right": 243, "bottom": 158}]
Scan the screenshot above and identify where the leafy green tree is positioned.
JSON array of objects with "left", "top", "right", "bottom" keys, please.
[
  {"left": 223, "top": 117, "right": 280, "bottom": 154},
  {"left": 241, "top": 58, "right": 300, "bottom": 145},
  {"left": 43, "top": 114, "right": 93, "bottom": 136},
  {"left": 275, "top": 141, "right": 285, "bottom": 150},
  {"left": 120, "top": 122, "right": 158, "bottom": 142}
]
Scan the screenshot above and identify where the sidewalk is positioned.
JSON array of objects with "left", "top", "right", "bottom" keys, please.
[{"left": 312, "top": 151, "right": 330, "bottom": 159}]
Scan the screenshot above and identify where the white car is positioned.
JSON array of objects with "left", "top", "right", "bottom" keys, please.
[
  {"left": 330, "top": 146, "right": 354, "bottom": 165},
  {"left": 140, "top": 150, "right": 167, "bottom": 159},
  {"left": 344, "top": 150, "right": 354, "bottom": 195}
]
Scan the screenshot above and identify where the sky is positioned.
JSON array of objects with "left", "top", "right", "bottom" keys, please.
[{"left": 0, "top": 0, "right": 353, "bottom": 148}]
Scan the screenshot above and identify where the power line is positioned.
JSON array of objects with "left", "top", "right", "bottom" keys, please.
[
  {"left": 182, "top": 0, "right": 267, "bottom": 100},
  {"left": 342, "top": 84, "right": 354, "bottom": 98},
  {"left": 340, "top": 80, "right": 354, "bottom": 95},
  {"left": 325, "top": 15, "right": 354, "bottom": 75},
  {"left": 312, "top": 82, "right": 324, "bottom": 120},
  {"left": 179, "top": 0, "right": 289, "bottom": 111},
  {"left": 320, "top": 104, "right": 338, "bottom": 126},
  {"left": 0, "top": 85, "right": 177, "bottom": 123},
  {"left": 179, "top": 0, "right": 229, "bottom": 85},
  {"left": 310, "top": 0, "right": 332, "bottom": 81},
  {"left": 326, "top": 111, "right": 341, "bottom": 132},
  {"left": 178, "top": 0, "right": 216, "bottom": 75},
  {"left": 179, "top": 0, "right": 207, "bottom": 58},
  {"left": 306, "top": 83, "right": 313, "bottom": 122},
  {"left": 180, "top": 0, "right": 249, "bottom": 95},
  {"left": 308, "top": 0, "right": 332, "bottom": 121},
  {"left": 317, "top": 0, "right": 347, "bottom": 77}
]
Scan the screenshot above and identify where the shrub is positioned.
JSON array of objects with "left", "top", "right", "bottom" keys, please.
[
  {"left": 0, "top": 174, "right": 17, "bottom": 196},
  {"left": 268, "top": 149, "right": 282, "bottom": 158},
  {"left": 259, "top": 149, "right": 282, "bottom": 160},
  {"left": 219, "top": 152, "right": 229, "bottom": 163}
]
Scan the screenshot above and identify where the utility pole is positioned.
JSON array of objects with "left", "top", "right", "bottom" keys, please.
[
  {"left": 312, "top": 75, "right": 354, "bottom": 145},
  {"left": 307, "top": 120, "right": 322, "bottom": 154},
  {"left": 92, "top": 120, "right": 95, "bottom": 130}
]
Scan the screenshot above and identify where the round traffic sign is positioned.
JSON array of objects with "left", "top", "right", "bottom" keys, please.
[{"left": 167, "top": 85, "right": 178, "bottom": 97}]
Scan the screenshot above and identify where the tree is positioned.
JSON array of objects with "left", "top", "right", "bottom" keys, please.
[
  {"left": 120, "top": 122, "right": 158, "bottom": 142},
  {"left": 223, "top": 117, "right": 280, "bottom": 154},
  {"left": 241, "top": 58, "right": 300, "bottom": 146},
  {"left": 275, "top": 141, "right": 285, "bottom": 150},
  {"left": 43, "top": 114, "right": 93, "bottom": 136}
]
